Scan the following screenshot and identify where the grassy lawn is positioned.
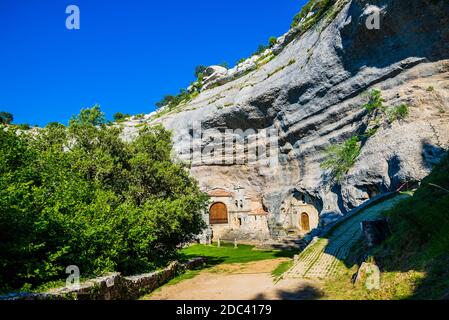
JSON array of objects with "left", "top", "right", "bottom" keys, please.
[
  {"left": 141, "top": 242, "right": 297, "bottom": 299},
  {"left": 178, "top": 242, "right": 297, "bottom": 266}
]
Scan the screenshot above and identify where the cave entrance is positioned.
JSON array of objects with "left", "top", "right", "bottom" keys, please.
[{"left": 300, "top": 213, "right": 310, "bottom": 232}]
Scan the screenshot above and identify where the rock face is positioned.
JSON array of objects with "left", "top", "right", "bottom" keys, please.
[
  {"left": 126, "top": 0, "right": 449, "bottom": 239},
  {"left": 202, "top": 65, "right": 228, "bottom": 84}
]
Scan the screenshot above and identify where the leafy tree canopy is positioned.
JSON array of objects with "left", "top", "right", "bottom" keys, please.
[
  {"left": 0, "top": 106, "right": 208, "bottom": 291},
  {"left": 113, "top": 112, "right": 131, "bottom": 122},
  {"left": 194, "top": 65, "right": 207, "bottom": 78},
  {"left": 0, "top": 111, "right": 13, "bottom": 125}
]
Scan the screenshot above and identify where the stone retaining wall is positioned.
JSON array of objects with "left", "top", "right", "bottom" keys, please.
[{"left": 1, "top": 258, "right": 206, "bottom": 301}]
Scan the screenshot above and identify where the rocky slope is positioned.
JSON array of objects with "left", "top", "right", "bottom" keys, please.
[{"left": 123, "top": 0, "right": 449, "bottom": 235}]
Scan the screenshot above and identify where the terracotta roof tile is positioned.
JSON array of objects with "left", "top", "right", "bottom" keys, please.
[{"left": 208, "top": 189, "right": 233, "bottom": 197}]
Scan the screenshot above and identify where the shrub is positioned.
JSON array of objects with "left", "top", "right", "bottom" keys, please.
[
  {"left": 46, "top": 122, "right": 64, "bottom": 129},
  {"left": 363, "top": 89, "right": 385, "bottom": 113},
  {"left": 361, "top": 90, "right": 410, "bottom": 125},
  {"left": 156, "top": 95, "right": 175, "bottom": 109},
  {"left": 321, "top": 136, "right": 362, "bottom": 182},
  {"left": 155, "top": 88, "right": 194, "bottom": 111},
  {"left": 16, "top": 123, "right": 31, "bottom": 130},
  {"left": 388, "top": 104, "right": 409, "bottom": 122},
  {"left": 291, "top": 0, "right": 334, "bottom": 29},
  {"left": 0, "top": 106, "right": 208, "bottom": 291},
  {"left": 113, "top": 112, "right": 130, "bottom": 122},
  {"left": 194, "top": 65, "right": 207, "bottom": 78},
  {"left": 268, "top": 36, "right": 277, "bottom": 47},
  {"left": 363, "top": 127, "right": 378, "bottom": 138},
  {"left": 254, "top": 44, "right": 268, "bottom": 56}
]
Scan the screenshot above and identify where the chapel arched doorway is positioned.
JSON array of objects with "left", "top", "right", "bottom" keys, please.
[
  {"left": 300, "top": 213, "right": 310, "bottom": 232},
  {"left": 209, "top": 202, "right": 228, "bottom": 225}
]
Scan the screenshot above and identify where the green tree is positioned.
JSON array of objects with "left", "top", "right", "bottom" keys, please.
[
  {"left": 46, "top": 122, "right": 64, "bottom": 129},
  {"left": 0, "top": 106, "right": 208, "bottom": 291},
  {"left": 254, "top": 44, "right": 268, "bottom": 56},
  {"left": 194, "top": 65, "right": 207, "bottom": 78},
  {"left": 156, "top": 95, "right": 175, "bottom": 109},
  {"left": 17, "top": 124, "right": 31, "bottom": 130},
  {"left": 113, "top": 112, "right": 131, "bottom": 122},
  {"left": 0, "top": 111, "right": 13, "bottom": 124}
]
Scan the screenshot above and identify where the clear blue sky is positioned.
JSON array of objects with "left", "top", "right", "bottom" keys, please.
[{"left": 0, "top": 0, "right": 305, "bottom": 126}]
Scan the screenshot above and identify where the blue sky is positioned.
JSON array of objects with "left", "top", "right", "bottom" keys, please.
[{"left": 0, "top": 0, "right": 305, "bottom": 126}]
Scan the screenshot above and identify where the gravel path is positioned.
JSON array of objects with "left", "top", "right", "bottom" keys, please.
[{"left": 145, "top": 259, "right": 323, "bottom": 300}]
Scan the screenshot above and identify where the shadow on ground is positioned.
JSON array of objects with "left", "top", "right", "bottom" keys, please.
[{"left": 253, "top": 285, "right": 323, "bottom": 301}]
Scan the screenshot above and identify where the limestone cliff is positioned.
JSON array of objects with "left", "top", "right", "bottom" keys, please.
[{"left": 123, "top": 0, "right": 449, "bottom": 238}]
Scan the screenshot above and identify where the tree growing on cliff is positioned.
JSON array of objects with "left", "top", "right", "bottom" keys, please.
[
  {"left": 194, "top": 65, "right": 207, "bottom": 78},
  {"left": 0, "top": 111, "right": 13, "bottom": 124},
  {"left": 0, "top": 106, "right": 208, "bottom": 291},
  {"left": 321, "top": 136, "right": 362, "bottom": 183},
  {"left": 113, "top": 112, "right": 131, "bottom": 122}
]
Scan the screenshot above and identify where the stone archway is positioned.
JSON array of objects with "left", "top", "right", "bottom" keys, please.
[
  {"left": 279, "top": 191, "right": 320, "bottom": 234},
  {"left": 209, "top": 202, "right": 228, "bottom": 225}
]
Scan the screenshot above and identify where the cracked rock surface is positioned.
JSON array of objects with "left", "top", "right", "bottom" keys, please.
[{"left": 123, "top": 0, "right": 449, "bottom": 233}]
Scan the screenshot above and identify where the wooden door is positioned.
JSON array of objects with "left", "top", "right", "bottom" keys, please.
[
  {"left": 210, "top": 203, "right": 228, "bottom": 225},
  {"left": 301, "top": 213, "right": 310, "bottom": 231}
]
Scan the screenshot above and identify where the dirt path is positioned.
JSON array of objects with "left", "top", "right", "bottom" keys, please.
[{"left": 146, "top": 259, "right": 323, "bottom": 300}]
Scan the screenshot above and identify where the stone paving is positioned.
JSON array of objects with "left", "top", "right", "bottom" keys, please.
[{"left": 285, "top": 195, "right": 407, "bottom": 280}]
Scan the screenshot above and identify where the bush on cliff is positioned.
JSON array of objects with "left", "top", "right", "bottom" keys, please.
[
  {"left": 0, "top": 111, "right": 13, "bottom": 125},
  {"left": 0, "top": 106, "right": 208, "bottom": 292},
  {"left": 321, "top": 135, "right": 362, "bottom": 183}
]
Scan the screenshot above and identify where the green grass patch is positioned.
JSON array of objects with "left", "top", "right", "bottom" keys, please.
[
  {"left": 363, "top": 89, "right": 385, "bottom": 113},
  {"left": 266, "top": 59, "right": 296, "bottom": 78},
  {"left": 387, "top": 104, "right": 410, "bottom": 123},
  {"left": 141, "top": 243, "right": 298, "bottom": 297},
  {"left": 179, "top": 242, "right": 297, "bottom": 266},
  {"left": 271, "top": 260, "right": 294, "bottom": 280}
]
